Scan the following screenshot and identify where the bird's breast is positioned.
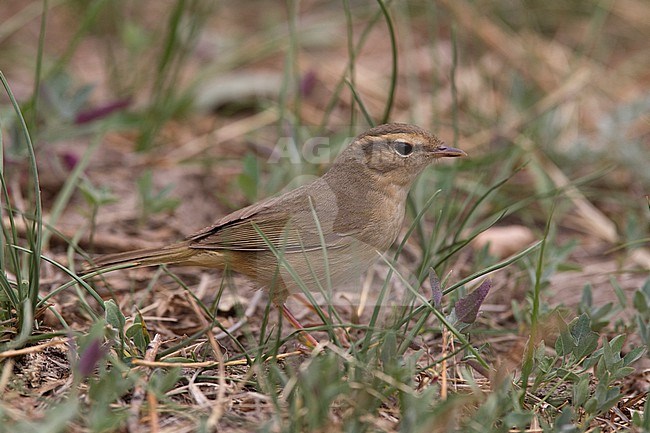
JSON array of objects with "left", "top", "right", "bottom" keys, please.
[{"left": 351, "top": 182, "right": 407, "bottom": 252}]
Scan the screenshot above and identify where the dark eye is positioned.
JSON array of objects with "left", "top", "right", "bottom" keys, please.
[{"left": 394, "top": 141, "right": 413, "bottom": 156}]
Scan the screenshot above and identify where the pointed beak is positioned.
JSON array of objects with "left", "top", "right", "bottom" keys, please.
[{"left": 432, "top": 145, "right": 467, "bottom": 158}]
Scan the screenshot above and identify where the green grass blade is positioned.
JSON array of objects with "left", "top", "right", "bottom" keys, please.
[
  {"left": 376, "top": 0, "right": 397, "bottom": 124},
  {"left": 1, "top": 71, "right": 42, "bottom": 327},
  {"left": 42, "top": 126, "right": 106, "bottom": 249},
  {"left": 345, "top": 79, "right": 375, "bottom": 127}
]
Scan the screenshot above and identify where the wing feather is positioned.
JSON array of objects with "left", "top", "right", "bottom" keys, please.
[{"left": 187, "top": 183, "right": 350, "bottom": 253}]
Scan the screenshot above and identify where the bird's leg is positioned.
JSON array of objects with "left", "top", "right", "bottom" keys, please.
[
  {"left": 281, "top": 304, "right": 318, "bottom": 348},
  {"left": 292, "top": 293, "right": 333, "bottom": 324},
  {"left": 288, "top": 295, "right": 351, "bottom": 347}
]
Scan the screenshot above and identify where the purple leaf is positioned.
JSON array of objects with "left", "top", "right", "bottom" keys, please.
[
  {"left": 299, "top": 70, "right": 317, "bottom": 97},
  {"left": 60, "top": 151, "right": 79, "bottom": 170},
  {"left": 76, "top": 338, "right": 106, "bottom": 378},
  {"left": 455, "top": 279, "right": 492, "bottom": 324},
  {"left": 430, "top": 267, "right": 442, "bottom": 309},
  {"left": 74, "top": 97, "right": 132, "bottom": 124}
]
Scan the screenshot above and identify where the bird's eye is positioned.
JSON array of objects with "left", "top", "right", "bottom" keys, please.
[{"left": 393, "top": 141, "right": 413, "bottom": 156}]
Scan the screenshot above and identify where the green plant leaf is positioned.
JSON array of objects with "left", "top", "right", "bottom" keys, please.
[
  {"left": 105, "top": 299, "right": 126, "bottom": 335},
  {"left": 571, "top": 314, "right": 599, "bottom": 360}
]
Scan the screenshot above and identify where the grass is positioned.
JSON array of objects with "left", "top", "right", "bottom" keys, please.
[{"left": 1, "top": 1, "right": 650, "bottom": 432}]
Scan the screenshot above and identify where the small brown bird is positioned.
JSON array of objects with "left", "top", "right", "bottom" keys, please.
[{"left": 88, "top": 123, "right": 465, "bottom": 344}]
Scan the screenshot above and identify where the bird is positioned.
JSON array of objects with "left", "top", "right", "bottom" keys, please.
[{"left": 86, "top": 123, "right": 466, "bottom": 345}]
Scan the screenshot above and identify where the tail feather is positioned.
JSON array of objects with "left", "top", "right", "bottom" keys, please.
[{"left": 85, "top": 242, "right": 195, "bottom": 274}]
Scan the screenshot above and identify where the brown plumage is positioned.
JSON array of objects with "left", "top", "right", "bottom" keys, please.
[{"left": 87, "top": 123, "right": 465, "bottom": 342}]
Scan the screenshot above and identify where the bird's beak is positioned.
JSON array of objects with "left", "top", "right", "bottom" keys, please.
[{"left": 432, "top": 145, "right": 467, "bottom": 158}]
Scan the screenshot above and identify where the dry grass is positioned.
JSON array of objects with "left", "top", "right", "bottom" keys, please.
[{"left": 1, "top": 1, "right": 649, "bottom": 432}]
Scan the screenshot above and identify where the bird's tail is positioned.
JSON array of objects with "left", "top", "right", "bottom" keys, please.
[{"left": 84, "top": 241, "right": 196, "bottom": 275}]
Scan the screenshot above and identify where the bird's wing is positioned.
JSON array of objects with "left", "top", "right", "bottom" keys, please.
[{"left": 187, "top": 185, "right": 349, "bottom": 253}]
